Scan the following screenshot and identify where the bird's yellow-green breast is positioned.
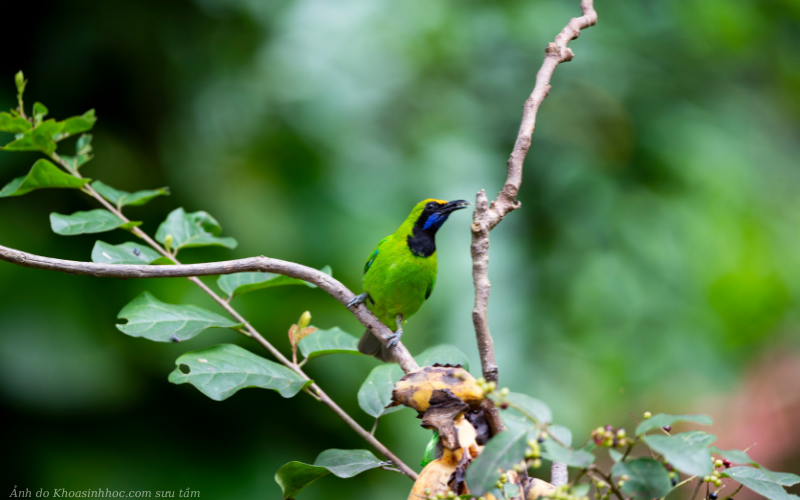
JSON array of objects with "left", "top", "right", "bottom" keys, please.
[{"left": 361, "top": 198, "right": 468, "bottom": 329}]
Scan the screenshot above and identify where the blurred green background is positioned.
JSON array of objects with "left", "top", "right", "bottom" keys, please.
[{"left": 2, "top": 0, "right": 799, "bottom": 497}]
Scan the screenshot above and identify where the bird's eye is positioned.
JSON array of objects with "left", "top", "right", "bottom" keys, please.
[{"left": 426, "top": 203, "right": 436, "bottom": 210}]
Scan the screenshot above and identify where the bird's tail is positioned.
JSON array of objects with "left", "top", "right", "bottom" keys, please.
[{"left": 358, "top": 329, "right": 396, "bottom": 363}]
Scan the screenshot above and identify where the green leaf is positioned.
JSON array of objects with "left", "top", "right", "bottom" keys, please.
[
  {"left": 1, "top": 119, "right": 63, "bottom": 154},
  {"left": 465, "top": 425, "right": 532, "bottom": 497},
  {"left": 710, "top": 447, "right": 758, "bottom": 466},
  {"left": 0, "top": 159, "right": 89, "bottom": 197},
  {"left": 572, "top": 484, "right": 591, "bottom": 497},
  {"left": 643, "top": 431, "right": 716, "bottom": 477},
  {"left": 421, "top": 431, "right": 439, "bottom": 467},
  {"left": 415, "top": 344, "right": 470, "bottom": 371},
  {"left": 91, "top": 241, "right": 170, "bottom": 265},
  {"left": 218, "top": 265, "right": 331, "bottom": 299},
  {"left": 503, "top": 483, "right": 521, "bottom": 499},
  {"left": 636, "top": 414, "right": 713, "bottom": 435},
  {"left": 723, "top": 467, "right": 800, "bottom": 500},
  {"left": 0, "top": 112, "right": 31, "bottom": 133},
  {"left": 357, "top": 364, "right": 405, "bottom": 418},
  {"left": 60, "top": 134, "right": 93, "bottom": 171},
  {"left": 503, "top": 392, "right": 552, "bottom": 424},
  {"left": 60, "top": 109, "right": 96, "bottom": 135},
  {"left": 168, "top": 344, "right": 309, "bottom": 400},
  {"left": 155, "top": 207, "right": 237, "bottom": 252},
  {"left": 611, "top": 458, "right": 672, "bottom": 499},
  {"left": 274, "top": 450, "right": 382, "bottom": 500},
  {"left": 298, "top": 327, "right": 362, "bottom": 361},
  {"left": 117, "top": 292, "right": 243, "bottom": 342},
  {"left": 314, "top": 449, "right": 384, "bottom": 477},
  {"left": 91, "top": 180, "right": 169, "bottom": 208},
  {"left": 608, "top": 449, "right": 624, "bottom": 463},
  {"left": 542, "top": 439, "right": 595, "bottom": 468},
  {"left": 50, "top": 209, "right": 136, "bottom": 235},
  {"left": 275, "top": 462, "right": 328, "bottom": 500},
  {"left": 32, "top": 102, "right": 48, "bottom": 126},
  {"left": 548, "top": 424, "right": 573, "bottom": 447}
]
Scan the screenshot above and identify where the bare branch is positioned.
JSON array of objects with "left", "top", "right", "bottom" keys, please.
[
  {"left": 469, "top": 0, "right": 598, "bottom": 465},
  {"left": 0, "top": 243, "right": 419, "bottom": 376}
]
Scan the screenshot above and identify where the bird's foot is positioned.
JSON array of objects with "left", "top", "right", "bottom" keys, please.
[
  {"left": 347, "top": 293, "right": 369, "bottom": 308},
  {"left": 386, "top": 327, "right": 403, "bottom": 349}
]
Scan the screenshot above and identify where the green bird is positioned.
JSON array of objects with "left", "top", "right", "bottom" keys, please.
[{"left": 348, "top": 198, "right": 470, "bottom": 362}]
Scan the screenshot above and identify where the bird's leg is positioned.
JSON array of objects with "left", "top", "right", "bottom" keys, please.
[
  {"left": 347, "top": 292, "right": 369, "bottom": 308},
  {"left": 386, "top": 314, "right": 404, "bottom": 349}
]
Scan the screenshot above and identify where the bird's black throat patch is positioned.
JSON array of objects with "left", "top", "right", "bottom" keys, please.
[{"left": 407, "top": 225, "right": 436, "bottom": 257}]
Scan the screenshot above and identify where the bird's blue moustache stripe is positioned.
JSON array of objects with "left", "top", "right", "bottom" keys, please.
[{"left": 423, "top": 212, "right": 448, "bottom": 231}]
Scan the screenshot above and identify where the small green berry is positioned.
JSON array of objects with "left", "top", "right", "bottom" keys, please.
[
  {"left": 715, "top": 459, "right": 723, "bottom": 468},
  {"left": 424, "top": 489, "right": 431, "bottom": 496},
  {"left": 487, "top": 381, "right": 497, "bottom": 392},
  {"left": 643, "top": 412, "right": 652, "bottom": 419},
  {"left": 448, "top": 491, "right": 456, "bottom": 498},
  {"left": 437, "top": 493, "right": 444, "bottom": 499},
  {"left": 668, "top": 472, "right": 677, "bottom": 479},
  {"left": 476, "top": 377, "right": 486, "bottom": 385},
  {"left": 500, "top": 387, "right": 510, "bottom": 397},
  {"left": 714, "top": 479, "right": 722, "bottom": 487},
  {"left": 532, "top": 458, "right": 542, "bottom": 468},
  {"left": 621, "top": 475, "right": 629, "bottom": 481},
  {"left": 703, "top": 476, "right": 711, "bottom": 483},
  {"left": 618, "top": 481, "right": 625, "bottom": 489}
]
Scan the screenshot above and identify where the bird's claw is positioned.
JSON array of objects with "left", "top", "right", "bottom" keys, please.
[
  {"left": 386, "top": 328, "right": 403, "bottom": 349},
  {"left": 347, "top": 293, "right": 369, "bottom": 308}
]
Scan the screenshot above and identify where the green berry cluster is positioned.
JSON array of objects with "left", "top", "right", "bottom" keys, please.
[
  {"left": 524, "top": 438, "right": 543, "bottom": 469},
  {"left": 475, "top": 377, "right": 497, "bottom": 397},
  {"left": 702, "top": 456, "right": 726, "bottom": 488},
  {"left": 592, "top": 479, "right": 614, "bottom": 500},
  {"left": 422, "top": 488, "right": 460, "bottom": 500},
  {"left": 590, "top": 425, "right": 628, "bottom": 448}
]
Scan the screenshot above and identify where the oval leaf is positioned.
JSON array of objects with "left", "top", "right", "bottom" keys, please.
[
  {"left": 357, "top": 364, "right": 404, "bottom": 418},
  {"left": 51, "top": 209, "right": 138, "bottom": 235},
  {"left": 0, "top": 111, "right": 32, "bottom": 133},
  {"left": 465, "top": 425, "right": 532, "bottom": 497},
  {"left": 415, "top": 344, "right": 470, "bottom": 371},
  {"left": 169, "top": 344, "right": 310, "bottom": 400},
  {"left": 314, "top": 449, "right": 383, "bottom": 478},
  {"left": 0, "top": 159, "right": 89, "bottom": 197},
  {"left": 548, "top": 425, "right": 573, "bottom": 448},
  {"left": 92, "top": 241, "right": 168, "bottom": 265},
  {"left": 636, "top": 414, "right": 713, "bottom": 435},
  {"left": 156, "top": 207, "right": 237, "bottom": 251},
  {"left": 274, "top": 450, "right": 382, "bottom": 500},
  {"left": 218, "top": 266, "right": 331, "bottom": 299},
  {"left": 60, "top": 109, "right": 97, "bottom": 135},
  {"left": 611, "top": 458, "right": 672, "bottom": 499},
  {"left": 643, "top": 431, "right": 716, "bottom": 477},
  {"left": 2, "top": 119, "right": 63, "bottom": 154},
  {"left": 542, "top": 439, "right": 595, "bottom": 468},
  {"left": 503, "top": 392, "right": 552, "bottom": 424},
  {"left": 91, "top": 180, "right": 169, "bottom": 208},
  {"left": 117, "top": 292, "right": 243, "bottom": 342},
  {"left": 275, "top": 462, "right": 328, "bottom": 500},
  {"left": 298, "top": 327, "right": 362, "bottom": 361},
  {"left": 723, "top": 467, "right": 800, "bottom": 500}
]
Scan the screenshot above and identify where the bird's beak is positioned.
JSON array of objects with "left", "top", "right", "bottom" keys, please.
[{"left": 440, "top": 200, "right": 471, "bottom": 214}]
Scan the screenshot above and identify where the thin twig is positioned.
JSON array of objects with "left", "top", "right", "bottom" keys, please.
[
  {"left": 469, "top": 0, "right": 597, "bottom": 482},
  {"left": 720, "top": 484, "right": 742, "bottom": 500},
  {"left": 690, "top": 478, "right": 703, "bottom": 500}
]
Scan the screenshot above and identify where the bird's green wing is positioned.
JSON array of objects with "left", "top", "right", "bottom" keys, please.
[{"left": 364, "top": 237, "right": 389, "bottom": 275}]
